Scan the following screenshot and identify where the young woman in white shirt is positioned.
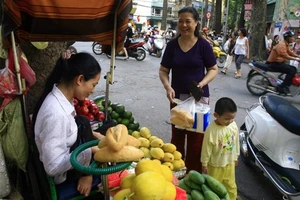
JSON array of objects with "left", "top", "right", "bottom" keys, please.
[
  {"left": 32, "top": 52, "right": 104, "bottom": 198},
  {"left": 233, "top": 28, "right": 250, "bottom": 78}
]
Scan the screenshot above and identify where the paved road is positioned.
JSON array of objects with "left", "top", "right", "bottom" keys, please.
[{"left": 74, "top": 42, "right": 300, "bottom": 200}]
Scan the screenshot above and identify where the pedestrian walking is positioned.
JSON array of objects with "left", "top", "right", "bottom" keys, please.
[{"left": 221, "top": 31, "right": 238, "bottom": 75}]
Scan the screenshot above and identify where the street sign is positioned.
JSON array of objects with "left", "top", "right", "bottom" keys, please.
[{"left": 206, "top": 12, "right": 211, "bottom": 19}]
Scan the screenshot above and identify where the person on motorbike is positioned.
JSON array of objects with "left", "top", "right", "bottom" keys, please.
[
  {"left": 266, "top": 30, "right": 299, "bottom": 94},
  {"left": 202, "top": 27, "right": 214, "bottom": 46},
  {"left": 123, "top": 23, "right": 134, "bottom": 60},
  {"left": 150, "top": 25, "right": 160, "bottom": 51}
]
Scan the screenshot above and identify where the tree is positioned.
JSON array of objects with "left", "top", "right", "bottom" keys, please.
[
  {"left": 161, "top": 0, "right": 168, "bottom": 31},
  {"left": 214, "top": 0, "right": 222, "bottom": 33},
  {"left": 238, "top": 0, "right": 246, "bottom": 29},
  {"left": 249, "top": 0, "right": 267, "bottom": 61}
]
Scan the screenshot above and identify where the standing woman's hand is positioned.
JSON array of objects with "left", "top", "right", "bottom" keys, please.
[{"left": 166, "top": 86, "right": 175, "bottom": 103}]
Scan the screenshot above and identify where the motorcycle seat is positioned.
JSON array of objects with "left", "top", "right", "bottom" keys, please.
[
  {"left": 252, "top": 62, "right": 278, "bottom": 72},
  {"left": 263, "top": 95, "right": 300, "bottom": 135}
]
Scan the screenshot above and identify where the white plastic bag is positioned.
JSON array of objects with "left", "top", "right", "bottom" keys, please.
[
  {"left": 170, "top": 97, "right": 196, "bottom": 128},
  {"left": 170, "top": 97, "right": 211, "bottom": 132}
]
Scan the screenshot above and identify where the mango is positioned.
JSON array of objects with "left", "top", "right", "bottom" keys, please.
[
  {"left": 149, "top": 135, "right": 159, "bottom": 142},
  {"left": 139, "top": 127, "right": 151, "bottom": 139},
  {"left": 162, "top": 162, "right": 174, "bottom": 171},
  {"left": 132, "top": 131, "right": 141, "bottom": 139},
  {"left": 172, "top": 151, "right": 182, "bottom": 160},
  {"left": 162, "top": 152, "right": 175, "bottom": 162},
  {"left": 150, "top": 147, "right": 165, "bottom": 160},
  {"left": 140, "top": 147, "right": 151, "bottom": 158},
  {"left": 172, "top": 159, "right": 185, "bottom": 171},
  {"left": 150, "top": 138, "right": 164, "bottom": 148},
  {"left": 162, "top": 143, "right": 177, "bottom": 153},
  {"left": 138, "top": 137, "right": 150, "bottom": 148}
]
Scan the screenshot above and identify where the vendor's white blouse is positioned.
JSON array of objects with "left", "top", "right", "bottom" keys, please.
[{"left": 35, "top": 85, "right": 91, "bottom": 184}]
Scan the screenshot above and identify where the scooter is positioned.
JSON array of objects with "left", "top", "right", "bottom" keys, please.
[
  {"left": 145, "top": 34, "right": 164, "bottom": 58},
  {"left": 213, "top": 41, "right": 227, "bottom": 68},
  {"left": 246, "top": 62, "right": 300, "bottom": 96},
  {"left": 105, "top": 38, "right": 147, "bottom": 61},
  {"left": 239, "top": 95, "right": 300, "bottom": 200}
]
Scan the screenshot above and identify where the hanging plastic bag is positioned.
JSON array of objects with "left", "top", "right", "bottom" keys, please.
[
  {"left": 0, "top": 142, "right": 11, "bottom": 198},
  {"left": 170, "top": 97, "right": 211, "bottom": 133},
  {"left": 0, "top": 66, "right": 18, "bottom": 98},
  {"left": 170, "top": 97, "right": 197, "bottom": 129},
  {"left": 7, "top": 48, "right": 36, "bottom": 87}
]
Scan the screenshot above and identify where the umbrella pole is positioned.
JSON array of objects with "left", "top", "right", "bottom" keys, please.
[{"left": 103, "top": 1, "right": 122, "bottom": 200}]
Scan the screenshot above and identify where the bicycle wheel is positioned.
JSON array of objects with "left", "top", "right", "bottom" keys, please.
[{"left": 92, "top": 43, "right": 103, "bottom": 55}]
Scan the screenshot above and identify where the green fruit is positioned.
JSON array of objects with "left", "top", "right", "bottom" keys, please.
[
  {"left": 204, "top": 190, "right": 221, "bottom": 200},
  {"left": 111, "top": 103, "right": 119, "bottom": 110},
  {"left": 117, "top": 118, "right": 123, "bottom": 123},
  {"left": 98, "top": 105, "right": 105, "bottom": 112},
  {"left": 129, "top": 116, "right": 134, "bottom": 123},
  {"left": 184, "top": 177, "right": 201, "bottom": 190},
  {"left": 203, "top": 174, "right": 227, "bottom": 198},
  {"left": 115, "top": 104, "right": 125, "bottom": 114},
  {"left": 128, "top": 129, "right": 134, "bottom": 135},
  {"left": 107, "top": 106, "right": 113, "bottom": 114},
  {"left": 191, "top": 189, "right": 205, "bottom": 200},
  {"left": 93, "top": 95, "right": 105, "bottom": 106},
  {"left": 111, "top": 111, "right": 120, "bottom": 120},
  {"left": 101, "top": 99, "right": 111, "bottom": 107},
  {"left": 127, "top": 123, "right": 136, "bottom": 130},
  {"left": 187, "top": 194, "right": 193, "bottom": 200},
  {"left": 133, "top": 121, "right": 140, "bottom": 130},
  {"left": 123, "top": 111, "right": 133, "bottom": 119},
  {"left": 121, "top": 118, "right": 130, "bottom": 126},
  {"left": 187, "top": 170, "right": 205, "bottom": 185},
  {"left": 178, "top": 179, "right": 192, "bottom": 194}
]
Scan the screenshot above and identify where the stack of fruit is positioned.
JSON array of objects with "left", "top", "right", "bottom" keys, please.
[
  {"left": 178, "top": 170, "right": 230, "bottom": 200},
  {"left": 93, "top": 96, "right": 140, "bottom": 134},
  {"left": 73, "top": 97, "right": 105, "bottom": 122},
  {"left": 131, "top": 126, "right": 185, "bottom": 172},
  {"left": 112, "top": 159, "right": 185, "bottom": 200}
]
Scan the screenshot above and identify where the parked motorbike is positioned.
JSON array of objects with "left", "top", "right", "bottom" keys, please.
[
  {"left": 246, "top": 62, "right": 300, "bottom": 97},
  {"left": 145, "top": 34, "right": 164, "bottom": 58},
  {"left": 92, "top": 42, "right": 103, "bottom": 55},
  {"left": 213, "top": 41, "right": 227, "bottom": 68},
  {"left": 105, "top": 38, "right": 147, "bottom": 61},
  {"left": 240, "top": 95, "right": 300, "bottom": 200}
]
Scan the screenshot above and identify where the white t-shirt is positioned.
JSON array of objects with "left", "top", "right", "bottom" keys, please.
[
  {"left": 35, "top": 84, "right": 91, "bottom": 184},
  {"left": 234, "top": 36, "right": 248, "bottom": 55}
]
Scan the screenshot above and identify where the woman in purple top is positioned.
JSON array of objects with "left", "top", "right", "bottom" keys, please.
[{"left": 159, "top": 6, "right": 218, "bottom": 173}]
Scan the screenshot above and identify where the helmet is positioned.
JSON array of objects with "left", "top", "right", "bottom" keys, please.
[
  {"left": 283, "top": 30, "right": 294, "bottom": 38},
  {"left": 202, "top": 27, "right": 209, "bottom": 31},
  {"left": 153, "top": 25, "right": 158, "bottom": 29}
]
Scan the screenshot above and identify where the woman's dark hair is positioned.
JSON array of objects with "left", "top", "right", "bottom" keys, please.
[
  {"left": 178, "top": 6, "right": 201, "bottom": 38},
  {"left": 215, "top": 97, "right": 237, "bottom": 116},
  {"left": 273, "top": 35, "right": 279, "bottom": 40},
  {"left": 239, "top": 28, "right": 247, "bottom": 37},
  {"left": 32, "top": 52, "right": 101, "bottom": 130}
]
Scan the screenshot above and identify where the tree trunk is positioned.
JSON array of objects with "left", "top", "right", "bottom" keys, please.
[
  {"left": 204, "top": 0, "right": 209, "bottom": 27},
  {"left": 21, "top": 42, "right": 69, "bottom": 115},
  {"left": 214, "top": 0, "right": 222, "bottom": 34},
  {"left": 161, "top": 0, "right": 168, "bottom": 31},
  {"left": 238, "top": 0, "right": 246, "bottom": 28},
  {"left": 249, "top": 0, "right": 267, "bottom": 61}
]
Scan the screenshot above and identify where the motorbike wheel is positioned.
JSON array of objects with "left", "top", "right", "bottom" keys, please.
[
  {"left": 92, "top": 43, "right": 103, "bottom": 55},
  {"left": 156, "top": 49, "right": 162, "bottom": 58},
  {"left": 247, "top": 73, "right": 269, "bottom": 96},
  {"left": 216, "top": 55, "right": 226, "bottom": 68},
  {"left": 135, "top": 49, "right": 146, "bottom": 61}
]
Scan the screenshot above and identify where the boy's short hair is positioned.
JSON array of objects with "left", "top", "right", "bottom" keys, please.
[{"left": 215, "top": 97, "right": 237, "bottom": 116}]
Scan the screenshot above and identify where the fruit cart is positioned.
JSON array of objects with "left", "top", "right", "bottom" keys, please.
[{"left": 1, "top": 0, "right": 132, "bottom": 199}]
